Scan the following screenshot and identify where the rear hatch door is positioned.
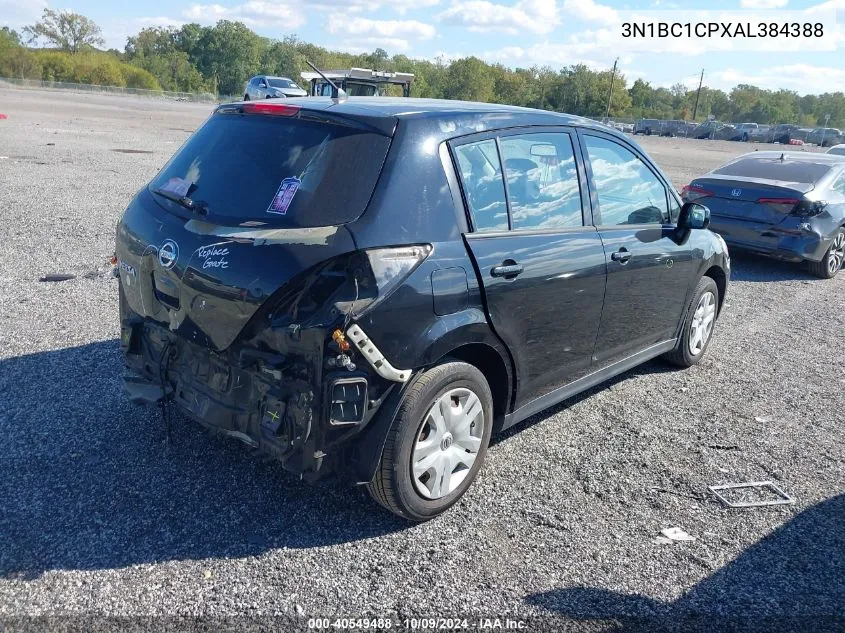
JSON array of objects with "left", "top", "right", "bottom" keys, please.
[{"left": 116, "top": 102, "right": 394, "bottom": 351}]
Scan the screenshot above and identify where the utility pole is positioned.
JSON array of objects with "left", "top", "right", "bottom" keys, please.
[
  {"left": 605, "top": 58, "right": 618, "bottom": 119},
  {"left": 692, "top": 68, "right": 704, "bottom": 121}
]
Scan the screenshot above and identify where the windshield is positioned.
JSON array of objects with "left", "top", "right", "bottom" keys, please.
[
  {"left": 149, "top": 112, "right": 391, "bottom": 228},
  {"left": 268, "top": 78, "right": 299, "bottom": 89}
]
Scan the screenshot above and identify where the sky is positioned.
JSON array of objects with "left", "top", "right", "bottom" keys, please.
[{"left": 2, "top": 0, "right": 845, "bottom": 95}]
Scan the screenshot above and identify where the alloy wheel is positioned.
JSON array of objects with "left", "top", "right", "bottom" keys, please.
[
  {"left": 828, "top": 232, "right": 845, "bottom": 276},
  {"left": 688, "top": 291, "right": 716, "bottom": 356},
  {"left": 411, "top": 388, "right": 485, "bottom": 500}
]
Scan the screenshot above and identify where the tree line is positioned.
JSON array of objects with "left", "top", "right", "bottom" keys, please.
[{"left": 2, "top": 9, "right": 844, "bottom": 127}]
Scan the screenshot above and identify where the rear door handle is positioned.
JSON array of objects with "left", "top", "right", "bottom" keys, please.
[
  {"left": 491, "top": 262, "right": 524, "bottom": 278},
  {"left": 611, "top": 248, "right": 632, "bottom": 264}
]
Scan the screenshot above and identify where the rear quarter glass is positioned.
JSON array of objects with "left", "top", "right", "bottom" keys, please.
[{"left": 148, "top": 112, "right": 391, "bottom": 228}]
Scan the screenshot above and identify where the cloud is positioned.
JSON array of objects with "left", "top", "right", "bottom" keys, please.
[
  {"left": 182, "top": 2, "right": 306, "bottom": 28},
  {"left": 482, "top": 42, "right": 606, "bottom": 70},
  {"left": 708, "top": 64, "right": 845, "bottom": 94},
  {"left": 0, "top": 0, "right": 47, "bottom": 29},
  {"left": 740, "top": 0, "right": 788, "bottom": 7},
  {"left": 309, "top": 0, "right": 441, "bottom": 13},
  {"left": 437, "top": 0, "right": 558, "bottom": 35},
  {"left": 326, "top": 15, "right": 436, "bottom": 39},
  {"left": 561, "top": 0, "right": 617, "bottom": 24},
  {"left": 324, "top": 15, "right": 436, "bottom": 52}
]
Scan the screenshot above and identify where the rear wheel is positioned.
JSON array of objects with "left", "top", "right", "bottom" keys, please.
[
  {"left": 367, "top": 361, "right": 493, "bottom": 521},
  {"left": 808, "top": 229, "right": 845, "bottom": 279},
  {"left": 663, "top": 276, "right": 719, "bottom": 368}
]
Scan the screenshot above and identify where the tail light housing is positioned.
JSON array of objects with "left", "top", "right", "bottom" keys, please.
[
  {"left": 757, "top": 197, "right": 800, "bottom": 215},
  {"left": 681, "top": 184, "right": 713, "bottom": 201},
  {"left": 355, "top": 245, "right": 432, "bottom": 314},
  {"left": 790, "top": 200, "right": 827, "bottom": 218}
]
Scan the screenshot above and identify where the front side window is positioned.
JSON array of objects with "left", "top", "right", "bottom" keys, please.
[
  {"left": 454, "top": 139, "right": 508, "bottom": 232},
  {"left": 582, "top": 135, "right": 669, "bottom": 226},
  {"left": 499, "top": 132, "right": 583, "bottom": 230}
]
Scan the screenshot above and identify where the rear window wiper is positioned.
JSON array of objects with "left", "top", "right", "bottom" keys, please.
[{"left": 152, "top": 187, "right": 208, "bottom": 216}]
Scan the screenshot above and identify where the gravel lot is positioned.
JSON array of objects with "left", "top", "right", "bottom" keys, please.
[{"left": 1, "top": 89, "right": 843, "bottom": 631}]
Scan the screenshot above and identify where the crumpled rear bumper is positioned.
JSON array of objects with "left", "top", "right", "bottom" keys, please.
[{"left": 120, "top": 315, "right": 395, "bottom": 480}]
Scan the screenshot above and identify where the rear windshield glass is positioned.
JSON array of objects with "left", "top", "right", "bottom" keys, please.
[
  {"left": 713, "top": 157, "right": 832, "bottom": 184},
  {"left": 268, "top": 78, "right": 298, "bottom": 89},
  {"left": 149, "top": 112, "right": 390, "bottom": 227}
]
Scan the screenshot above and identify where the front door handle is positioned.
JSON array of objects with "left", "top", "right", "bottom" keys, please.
[
  {"left": 491, "top": 262, "right": 524, "bottom": 279},
  {"left": 611, "top": 248, "right": 632, "bottom": 264}
]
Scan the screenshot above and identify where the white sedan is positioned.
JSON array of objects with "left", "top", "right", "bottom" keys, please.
[{"left": 826, "top": 144, "right": 845, "bottom": 156}]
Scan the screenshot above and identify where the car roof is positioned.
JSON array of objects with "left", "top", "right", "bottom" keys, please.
[{"left": 222, "top": 96, "right": 597, "bottom": 127}]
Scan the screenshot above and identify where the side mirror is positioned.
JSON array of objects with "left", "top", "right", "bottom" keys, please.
[{"left": 678, "top": 201, "right": 711, "bottom": 230}]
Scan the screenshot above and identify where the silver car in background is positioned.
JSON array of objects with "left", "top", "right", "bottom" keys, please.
[
  {"left": 827, "top": 144, "right": 845, "bottom": 157},
  {"left": 243, "top": 76, "right": 308, "bottom": 100}
]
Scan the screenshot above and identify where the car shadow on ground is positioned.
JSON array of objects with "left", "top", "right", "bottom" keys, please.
[
  {"left": 0, "top": 340, "right": 410, "bottom": 579},
  {"left": 728, "top": 251, "right": 818, "bottom": 283},
  {"left": 493, "top": 359, "right": 677, "bottom": 445},
  {"left": 524, "top": 493, "right": 845, "bottom": 633}
]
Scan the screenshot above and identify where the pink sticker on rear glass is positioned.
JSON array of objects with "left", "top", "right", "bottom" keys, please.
[{"left": 267, "top": 177, "right": 300, "bottom": 215}]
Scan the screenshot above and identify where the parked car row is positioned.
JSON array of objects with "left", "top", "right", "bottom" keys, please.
[
  {"left": 633, "top": 119, "right": 697, "bottom": 137},
  {"left": 634, "top": 118, "right": 845, "bottom": 146}
]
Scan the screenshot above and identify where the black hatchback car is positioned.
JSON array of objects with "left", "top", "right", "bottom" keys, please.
[
  {"left": 682, "top": 151, "right": 845, "bottom": 278},
  {"left": 115, "top": 98, "right": 730, "bottom": 520}
]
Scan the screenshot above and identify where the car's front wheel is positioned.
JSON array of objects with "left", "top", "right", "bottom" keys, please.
[
  {"left": 367, "top": 361, "right": 493, "bottom": 521},
  {"left": 808, "top": 228, "right": 845, "bottom": 279},
  {"left": 663, "top": 276, "right": 719, "bottom": 367}
]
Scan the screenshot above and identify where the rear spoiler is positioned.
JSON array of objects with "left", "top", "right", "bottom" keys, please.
[{"left": 215, "top": 102, "right": 397, "bottom": 137}]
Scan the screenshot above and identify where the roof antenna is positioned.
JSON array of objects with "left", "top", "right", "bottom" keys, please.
[{"left": 305, "top": 60, "right": 347, "bottom": 102}]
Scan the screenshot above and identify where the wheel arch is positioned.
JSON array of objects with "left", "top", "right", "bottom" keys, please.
[
  {"left": 343, "top": 327, "right": 515, "bottom": 484},
  {"left": 703, "top": 265, "right": 728, "bottom": 315},
  {"left": 432, "top": 341, "right": 514, "bottom": 434}
]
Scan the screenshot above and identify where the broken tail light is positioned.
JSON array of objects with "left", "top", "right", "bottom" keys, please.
[
  {"left": 681, "top": 184, "right": 714, "bottom": 202},
  {"left": 789, "top": 200, "right": 827, "bottom": 218}
]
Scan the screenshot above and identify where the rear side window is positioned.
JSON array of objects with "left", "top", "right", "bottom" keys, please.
[
  {"left": 582, "top": 135, "right": 669, "bottom": 226},
  {"left": 454, "top": 140, "right": 508, "bottom": 232},
  {"left": 499, "top": 132, "right": 583, "bottom": 230},
  {"left": 149, "top": 112, "right": 391, "bottom": 228},
  {"left": 713, "top": 157, "right": 832, "bottom": 184}
]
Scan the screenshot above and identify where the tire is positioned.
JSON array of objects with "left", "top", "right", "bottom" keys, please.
[
  {"left": 742, "top": 133, "right": 749, "bottom": 142},
  {"left": 367, "top": 361, "right": 494, "bottom": 521},
  {"left": 646, "top": 128, "right": 652, "bottom": 136},
  {"left": 807, "top": 228, "right": 845, "bottom": 279},
  {"left": 663, "top": 276, "right": 719, "bottom": 368}
]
